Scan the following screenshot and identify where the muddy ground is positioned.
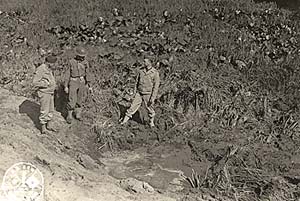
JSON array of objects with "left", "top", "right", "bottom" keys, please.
[{"left": 1, "top": 85, "right": 298, "bottom": 201}]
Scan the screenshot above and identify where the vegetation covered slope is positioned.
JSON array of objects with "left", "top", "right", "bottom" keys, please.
[{"left": 1, "top": 0, "right": 300, "bottom": 200}]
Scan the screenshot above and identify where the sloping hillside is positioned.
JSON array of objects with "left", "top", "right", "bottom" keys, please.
[{"left": 0, "top": 88, "right": 179, "bottom": 201}]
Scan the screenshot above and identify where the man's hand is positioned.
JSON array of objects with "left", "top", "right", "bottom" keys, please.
[
  {"left": 64, "top": 86, "right": 69, "bottom": 94},
  {"left": 148, "top": 98, "right": 155, "bottom": 107},
  {"left": 44, "top": 80, "right": 50, "bottom": 86},
  {"left": 86, "top": 83, "right": 93, "bottom": 94},
  {"left": 88, "top": 87, "right": 93, "bottom": 94}
]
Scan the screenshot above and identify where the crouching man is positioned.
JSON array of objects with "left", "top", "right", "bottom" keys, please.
[
  {"left": 32, "top": 55, "right": 58, "bottom": 134},
  {"left": 120, "top": 58, "right": 160, "bottom": 127}
]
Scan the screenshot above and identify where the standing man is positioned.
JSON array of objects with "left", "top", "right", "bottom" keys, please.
[
  {"left": 120, "top": 58, "right": 160, "bottom": 127},
  {"left": 64, "top": 46, "right": 93, "bottom": 124},
  {"left": 32, "top": 55, "right": 58, "bottom": 134}
]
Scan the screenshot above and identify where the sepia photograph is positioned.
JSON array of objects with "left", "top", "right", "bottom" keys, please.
[{"left": 0, "top": 0, "right": 300, "bottom": 200}]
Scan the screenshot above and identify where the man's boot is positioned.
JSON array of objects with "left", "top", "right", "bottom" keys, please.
[
  {"left": 75, "top": 108, "right": 83, "bottom": 121},
  {"left": 149, "top": 117, "right": 155, "bottom": 127},
  {"left": 120, "top": 115, "right": 130, "bottom": 125},
  {"left": 41, "top": 124, "right": 49, "bottom": 134},
  {"left": 47, "top": 120, "right": 58, "bottom": 132},
  {"left": 66, "top": 110, "right": 73, "bottom": 124}
]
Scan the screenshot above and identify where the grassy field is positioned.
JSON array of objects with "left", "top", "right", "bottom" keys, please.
[{"left": 1, "top": 0, "right": 300, "bottom": 200}]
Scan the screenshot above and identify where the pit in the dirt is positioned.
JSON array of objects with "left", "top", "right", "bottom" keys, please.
[
  {"left": 99, "top": 144, "right": 212, "bottom": 192},
  {"left": 71, "top": 122, "right": 201, "bottom": 192}
]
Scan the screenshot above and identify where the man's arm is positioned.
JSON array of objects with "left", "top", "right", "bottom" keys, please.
[
  {"left": 63, "top": 63, "right": 71, "bottom": 88},
  {"left": 85, "top": 61, "right": 93, "bottom": 85},
  {"left": 150, "top": 71, "right": 160, "bottom": 101},
  {"left": 32, "top": 65, "right": 49, "bottom": 88},
  {"left": 134, "top": 70, "right": 140, "bottom": 94}
]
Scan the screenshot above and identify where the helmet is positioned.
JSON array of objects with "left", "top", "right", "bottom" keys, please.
[{"left": 75, "top": 47, "right": 87, "bottom": 57}]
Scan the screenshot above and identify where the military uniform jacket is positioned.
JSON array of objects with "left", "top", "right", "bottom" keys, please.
[
  {"left": 32, "top": 64, "right": 56, "bottom": 94},
  {"left": 137, "top": 67, "right": 160, "bottom": 99},
  {"left": 64, "top": 59, "right": 93, "bottom": 87}
]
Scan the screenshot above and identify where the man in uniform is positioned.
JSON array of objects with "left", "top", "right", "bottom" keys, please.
[
  {"left": 120, "top": 58, "right": 160, "bottom": 127},
  {"left": 64, "top": 47, "right": 93, "bottom": 124},
  {"left": 32, "top": 55, "right": 58, "bottom": 134}
]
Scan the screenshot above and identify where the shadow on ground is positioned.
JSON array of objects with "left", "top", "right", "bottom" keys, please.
[
  {"left": 19, "top": 99, "right": 40, "bottom": 129},
  {"left": 55, "top": 84, "right": 68, "bottom": 119},
  {"left": 18, "top": 85, "right": 68, "bottom": 130}
]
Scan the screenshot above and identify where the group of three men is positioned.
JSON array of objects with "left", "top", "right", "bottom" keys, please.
[{"left": 32, "top": 47, "right": 160, "bottom": 134}]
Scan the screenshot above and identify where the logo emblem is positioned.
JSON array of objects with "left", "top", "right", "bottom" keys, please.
[{"left": 1, "top": 162, "right": 44, "bottom": 201}]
